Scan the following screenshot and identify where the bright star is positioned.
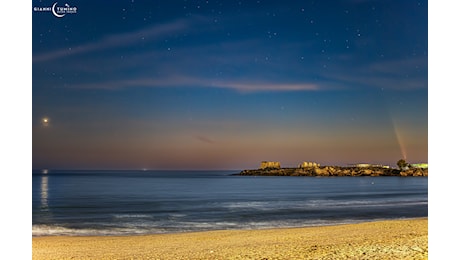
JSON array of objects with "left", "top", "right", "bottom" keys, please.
[{"left": 42, "top": 117, "right": 50, "bottom": 126}]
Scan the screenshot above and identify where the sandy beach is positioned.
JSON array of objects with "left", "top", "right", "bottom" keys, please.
[{"left": 32, "top": 218, "right": 427, "bottom": 259}]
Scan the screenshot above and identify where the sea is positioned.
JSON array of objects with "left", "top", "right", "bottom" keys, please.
[{"left": 32, "top": 170, "right": 428, "bottom": 236}]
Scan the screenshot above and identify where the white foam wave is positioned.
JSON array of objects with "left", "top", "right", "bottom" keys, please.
[
  {"left": 32, "top": 224, "right": 165, "bottom": 237},
  {"left": 33, "top": 217, "right": 422, "bottom": 236},
  {"left": 222, "top": 201, "right": 270, "bottom": 209},
  {"left": 112, "top": 214, "right": 151, "bottom": 219},
  {"left": 219, "top": 199, "right": 427, "bottom": 211}
]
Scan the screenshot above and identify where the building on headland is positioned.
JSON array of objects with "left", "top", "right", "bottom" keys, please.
[
  {"left": 354, "top": 163, "right": 371, "bottom": 168},
  {"left": 352, "top": 163, "right": 390, "bottom": 168},
  {"left": 410, "top": 163, "right": 428, "bottom": 169},
  {"left": 299, "top": 161, "right": 320, "bottom": 168},
  {"left": 260, "top": 161, "right": 281, "bottom": 169}
]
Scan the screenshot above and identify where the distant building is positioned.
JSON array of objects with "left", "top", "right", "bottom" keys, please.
[
  {"left": 260, "top": 161, "right": 281, "bottom": 169},
  {"left": 355, "top": 163, "right": 372, "bottom": 168},
  {"left": 353, "top": 163, "right": 389, "bottom": 168},
  {"left": 411, "top": 163, "right": 428, "bottom": 169},
  {"left": 299, "top": 161, "right": 320, "bottom": 168}
]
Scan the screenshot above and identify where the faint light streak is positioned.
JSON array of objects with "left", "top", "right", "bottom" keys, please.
[{"left": 391, "top": 119, "right": 407, "bottom": 160}]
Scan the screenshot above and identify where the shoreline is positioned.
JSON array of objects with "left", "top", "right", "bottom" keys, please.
[
  {"left": 32, "top": 217, "right": 423, "bottom": 238},
  {"left": 33, "top": 218, "right": 428, "bottom": 259}
]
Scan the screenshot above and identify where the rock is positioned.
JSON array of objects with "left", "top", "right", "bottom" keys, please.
[
  {"left": 238, "top": 165, "right": 427, "bottom": 177},
  {"left": 360, "top": 169, "right": 373, "bottom": 176},
  {"left": 314, "top": 167, "right": 329, "bottom": 176}
]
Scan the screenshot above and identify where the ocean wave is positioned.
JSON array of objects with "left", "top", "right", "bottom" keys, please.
[
  {"left": 32, "top": 217, "right": 422, "bottom": 237},
  {"left": 32, "top": 224, "right": 166, "bottom": 237},
  {"left": 299, "top": 199, "right": 428, "bottom": 208},
  {"left": 221, "top": 201, "right": 271, "bottom": 209},
  {"left": 219, "top": 199, "right": 427, "bottom": 211},
  {"left": 112, "top": 214, "right": 151, "bottom": 219}
]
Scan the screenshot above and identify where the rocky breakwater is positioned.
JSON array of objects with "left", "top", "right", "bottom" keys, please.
[{"left": 239, "top": 166, "right": 428, "bottom": 177}]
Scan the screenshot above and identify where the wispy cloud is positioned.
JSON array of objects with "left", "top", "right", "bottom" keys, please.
[
  {"left": 195, "top": 135, "right": 215, "bottom": 144},
  {"left": 211, "top": 81, "right": 319, "bottom": 92},
  {"left": 68, "top": 76, "right": 320, "bottom": 93},
  {"left": 34, "top": 11, "right": 425, "bottom": 93},
  {"left": 319, "top": 57, "right": 427, "bottom": 90},
  {"left": 33, "top": 19, "right": 190, "bottom": 63}
]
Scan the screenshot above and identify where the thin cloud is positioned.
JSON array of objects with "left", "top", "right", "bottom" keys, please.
[
  {"left": 33, "top": 19, "right": 190, "bottom": 63},
  {"left": 319, "top": 57, "right": 427, "bottom": 90},
  {"left": 211, "top": 82, "right": 318, "bottom": 92},
  {"left": 195, "top": 135, "right": 215, "bottom": 144},
  {"left": 68, "top": 77, "right": 320, "bottom": 93}
]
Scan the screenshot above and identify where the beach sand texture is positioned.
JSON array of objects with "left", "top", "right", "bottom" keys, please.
[{"left": 33, "top": 218, "right": 427, "bottom": 259}]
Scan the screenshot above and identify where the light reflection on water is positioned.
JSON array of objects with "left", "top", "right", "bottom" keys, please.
[{"left": 40, "top": 175, "right": 49, "bottom": 210}]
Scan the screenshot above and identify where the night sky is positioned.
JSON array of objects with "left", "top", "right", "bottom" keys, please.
[{"left": 32, "top": 0, "right": 428, "bottom": 170}]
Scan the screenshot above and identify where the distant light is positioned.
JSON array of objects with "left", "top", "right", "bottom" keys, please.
[{"left": 42, "top": 117, "right": 50, "bottom": 126}]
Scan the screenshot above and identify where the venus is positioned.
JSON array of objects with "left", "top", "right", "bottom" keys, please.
[{"left": 42, "top": 117, "right": 49, "bottom": 126}]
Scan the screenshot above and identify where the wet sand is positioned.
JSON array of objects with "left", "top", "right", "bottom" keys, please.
[{"left": 32, "top": 218, "right": 427, "bottom": 259}]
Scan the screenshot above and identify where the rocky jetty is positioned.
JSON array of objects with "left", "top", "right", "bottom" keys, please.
[{"left": 239, "top": 166, "right": 427, "bottom": 177}]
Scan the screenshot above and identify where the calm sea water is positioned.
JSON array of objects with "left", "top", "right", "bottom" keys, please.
[{"left": 32, "top": 170, "right": 428, "bottom": 236}]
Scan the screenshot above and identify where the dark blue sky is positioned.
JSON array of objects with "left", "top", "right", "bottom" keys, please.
[{"left": 32, "top": 0, "right": 427, "bottom": 170}]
